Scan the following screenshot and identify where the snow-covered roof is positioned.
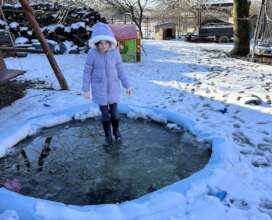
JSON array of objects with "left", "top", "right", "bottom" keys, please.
[
  {"left": 202, "top": 0, "right": 233, "bottom": 4},
  {"left": 196, "top": 0, "right": 233, "bottom": 6}
]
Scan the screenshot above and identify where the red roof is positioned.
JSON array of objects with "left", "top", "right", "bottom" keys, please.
[{"left": 110, "top": 24, "right": 138, "bottom": 40}]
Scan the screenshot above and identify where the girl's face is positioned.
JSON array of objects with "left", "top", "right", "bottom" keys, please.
[{"left": 97, "top": 41, "right": 111, "bottom": 53}]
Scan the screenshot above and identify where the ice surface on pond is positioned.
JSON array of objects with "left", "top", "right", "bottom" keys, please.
[{"left": 0, "top": 117, "right": 211, "bottom": 205}]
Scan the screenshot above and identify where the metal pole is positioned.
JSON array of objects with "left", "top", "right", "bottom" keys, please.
[
  {"left": 251, "top": 0, "right": 266, "bottom": 61},
  {"left": 146, "top": 17, "right": 149, "bottom": 39},
  {"left": 19, "top": 0, "right": 69, "bottom": 90}
]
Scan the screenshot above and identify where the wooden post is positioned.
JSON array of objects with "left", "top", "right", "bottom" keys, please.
[
  {"left": 19, "top": 0, "right": 69, "bottom": 90},
  {"left": 0, "top": 52, "right": 7, "bottom": 71}
]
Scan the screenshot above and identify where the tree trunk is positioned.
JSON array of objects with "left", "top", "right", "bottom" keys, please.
[
  {"left": 137, "top": 23, "right": 144, "bottom": 39},
  {"left": 131, "top": 16, "right": 144, "bottom": 39},
  {"left": 231, "top": 0, "right": 251, "bottom": 56}
]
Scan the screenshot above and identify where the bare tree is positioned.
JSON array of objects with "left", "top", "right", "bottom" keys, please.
[
  {"left": 101, "top": 0, "right": 150, "bottom": 38},
  {"left": 155, "top": 0, "right": 201, "bottom": 11}
]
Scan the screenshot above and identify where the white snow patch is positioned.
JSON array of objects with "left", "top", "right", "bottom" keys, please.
[
  {"left": 0, "top": 210, "right": 19, "bottom": 220},
  {"left": 46, "top": 24, "right": 64, "bottom": 33},
  {"left": 9, "top": 22, "right": 19, "bottom": 29},
  {"left": 15, "top": 37, "right": 28, "bottom": 45},
  {"left": 71, "top": 22, "right": 86, "bottom": 30}
]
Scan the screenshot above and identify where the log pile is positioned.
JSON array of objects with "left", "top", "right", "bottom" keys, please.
[{"left": 0, "top": 2, "right": 107, "bottom": 54}]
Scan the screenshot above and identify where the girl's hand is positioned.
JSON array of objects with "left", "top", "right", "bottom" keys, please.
[
  {"left": 83, "top": 92, "right": 91, "bottom": 100},
  {"left": 127, "top": 88, "right": 132, "bottom": 96}
]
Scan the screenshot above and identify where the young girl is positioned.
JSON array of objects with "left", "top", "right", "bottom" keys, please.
[{"left": 82, "top": 22, "right": 132, "bottom": 146}]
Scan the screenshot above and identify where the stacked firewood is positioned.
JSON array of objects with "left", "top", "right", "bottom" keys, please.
[{"left": 0, "top": 2, "right": 107, "bottom": 54}]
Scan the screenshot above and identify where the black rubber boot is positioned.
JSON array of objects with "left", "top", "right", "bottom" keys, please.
[
  {"left": 111, "top": 118, "right": 122, "bottom": 144},
  {"left": 102, "top": 121, "right": 113, "bottom": 146}
]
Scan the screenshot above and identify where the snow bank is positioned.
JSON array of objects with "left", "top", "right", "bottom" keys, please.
[
  {"left": 0, "top": 210, "right": 19, "bottom": 220},
  {"left": 0, "top": 103, "right": 237, "bottom": 220}
]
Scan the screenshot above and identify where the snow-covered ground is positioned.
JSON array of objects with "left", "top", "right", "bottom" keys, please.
[{"left": 1, "top": 40, "right": 272, "bottom": 219}]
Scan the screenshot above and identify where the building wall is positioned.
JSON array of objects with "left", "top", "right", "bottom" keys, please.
[{"left": 155, "top": 24, "right": 176, "bottom": 40}]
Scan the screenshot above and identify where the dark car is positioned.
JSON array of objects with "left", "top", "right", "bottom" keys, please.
[{"left": 185, "top": 22, "right": 233, "bottom": 43}]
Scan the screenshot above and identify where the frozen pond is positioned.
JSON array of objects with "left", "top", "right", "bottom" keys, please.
[{"left": 0, "top": 117, "right": 211, "bottom": 205}]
